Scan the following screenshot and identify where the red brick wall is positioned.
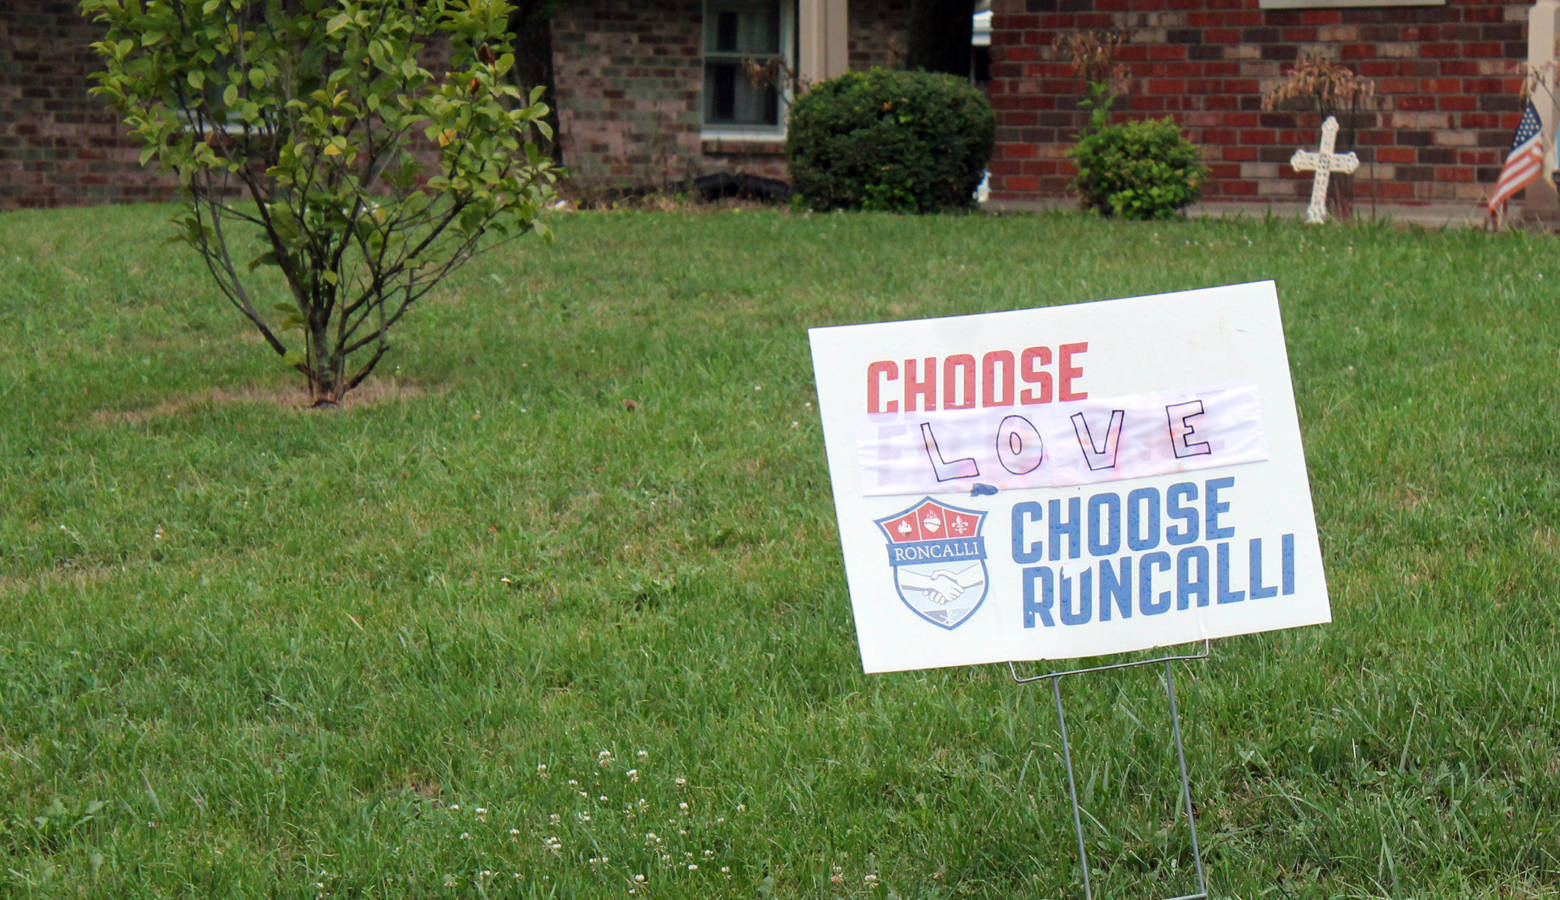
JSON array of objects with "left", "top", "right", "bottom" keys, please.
[
  {"left": 551, "top": 1, "right": 707, "bottom": 191},
  {"left": 1, "top": 1, "right": 179, "bottom": 209},
  {"left": 987, "top": 0, "right": 1529, "bottom": 206}
]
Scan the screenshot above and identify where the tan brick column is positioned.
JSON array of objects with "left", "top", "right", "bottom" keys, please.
[
  {"left": 798, "top": 0, "right": 849, "bottom": 85},
  {"left": 1527, "top": 0, "right": 1559, "bottom": 211}
]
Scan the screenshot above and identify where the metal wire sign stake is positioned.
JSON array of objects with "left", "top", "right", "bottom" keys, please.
[{"left": 1009, "top": 641, "right": 1211, "bottom": 900}]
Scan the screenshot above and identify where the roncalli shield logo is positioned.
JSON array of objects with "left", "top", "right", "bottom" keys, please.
[{"left": 875, "top": 498, "right": 988, "bottom": 630}]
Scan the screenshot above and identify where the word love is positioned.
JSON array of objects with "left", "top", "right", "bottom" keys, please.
[{"left": 856, "top": 384, "right": 1269, "bottom": 497}]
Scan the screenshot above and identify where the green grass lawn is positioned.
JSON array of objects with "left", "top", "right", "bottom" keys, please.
[{"left": 1, "top": 203, "right": 1558, "bottom": 898}]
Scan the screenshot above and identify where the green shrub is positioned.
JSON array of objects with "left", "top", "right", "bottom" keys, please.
[
  {"left": 1069, "top": 117, "right": 1206, "bottom": 220},
  {"left": 786, "top": 68, "right": 994, "bottom": 214}
]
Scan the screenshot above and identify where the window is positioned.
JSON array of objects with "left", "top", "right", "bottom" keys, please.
[{"left": 703, "top": 0, "right": 795, "bottom": 135}]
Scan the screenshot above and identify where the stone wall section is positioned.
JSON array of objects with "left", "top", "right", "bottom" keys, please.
[{"left": 987, "top": 0, "right": 1530, "bottom": 206}]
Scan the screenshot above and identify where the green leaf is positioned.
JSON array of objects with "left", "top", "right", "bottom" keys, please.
[
  {"left": 222, "top": 83, "right": 238, "bottom": 108},
  {"left": 249, "top": 252, "right": 280, "bottom": 272},
  {"left": 326, "top": 12, "right": 350, "bottom": 34},
  {"left": 187, "top": 69, "right": 204, "bottom": 90},
  {"left": 282, "top": 349, "right": 306, "bottom": 368}
]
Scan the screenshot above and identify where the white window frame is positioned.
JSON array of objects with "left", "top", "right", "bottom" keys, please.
[{"left": 701, "top": 0, "right": 797, "bottom": 140}]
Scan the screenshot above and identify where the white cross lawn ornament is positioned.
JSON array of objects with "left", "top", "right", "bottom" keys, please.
[{"left": 1290, "top": 115, "right": 1359, "bottom": 224}]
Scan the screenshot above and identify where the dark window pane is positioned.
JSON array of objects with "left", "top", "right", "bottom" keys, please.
[{"left": 704, "top": 61, "right": 778, "bottom": 126}]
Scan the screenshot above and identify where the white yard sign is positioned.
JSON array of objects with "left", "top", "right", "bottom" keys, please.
[{"left": 809, "top": 282, "right": 1330, "bottom": 673}]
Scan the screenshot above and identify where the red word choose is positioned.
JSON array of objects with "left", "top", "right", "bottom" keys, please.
[{"left": 865, "top": 343, "right": 1088, "bottom": 414}]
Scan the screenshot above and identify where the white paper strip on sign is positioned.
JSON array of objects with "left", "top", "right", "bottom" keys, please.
[
  {"left": 856, "top": 382, "right": 1269, "bottom": 497},
  {"left": 808, "top": 282, "right": 1330, "bottom": 673}
]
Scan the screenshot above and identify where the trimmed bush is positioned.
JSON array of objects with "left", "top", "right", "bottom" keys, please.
[
  {"left": 786, "top": 68, "right": 994, "bottom": 214},
  {"left": 1069, "top": 117, "right": 1207, "bottom": 220}
]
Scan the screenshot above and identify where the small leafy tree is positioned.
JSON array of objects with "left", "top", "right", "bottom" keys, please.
[{"left": 82, "top": 0, "right": 558, "bottom": 404}]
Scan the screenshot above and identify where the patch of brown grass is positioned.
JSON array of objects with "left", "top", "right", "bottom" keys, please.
[{"left": 91, "top": 377, "right": 433, "bottom": 426}]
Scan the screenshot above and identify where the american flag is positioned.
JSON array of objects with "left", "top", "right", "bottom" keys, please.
[{"left": 1488, "top": 100, "right": 1547, "bottom": 221}]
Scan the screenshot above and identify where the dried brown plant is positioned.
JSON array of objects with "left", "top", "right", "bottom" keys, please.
[
  {"left": 1261, "top": 51, "right": 1375, "bottom": 118},
  {"left": 1055, "top": 30, "right": 1130, "bottom": 95},
  {"left": 743, "top": 56, "right": 814, "bottom": 98}
]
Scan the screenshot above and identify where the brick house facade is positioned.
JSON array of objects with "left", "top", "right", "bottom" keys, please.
[
  {"left": 1, "top": 0, "right": 1548, "bottom": 211},
  {"left": 549, "top": 0, "right": 908, "bottom": 192},
  {"left": 2, "top": 0, "right": 181, "bottom": 208},
  {"left": 0, "top": 0, "right": 908, "bottom": 210},
  {"left": 986, "top": 0, "right": 1541, "bottom": 208}
]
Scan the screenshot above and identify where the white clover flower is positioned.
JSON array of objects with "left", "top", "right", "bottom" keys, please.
[
  {"left": 674, "top": 777, "right": 687, "bottom": 788},
  {"left": 598, "top": 749, "right": 614, "bottom": 766},
  {"left": 688, "top": 864, "right": 698, "bottom": 871},
  {"left": 626, "top": 769, "right": 640, "bottom": 782},
  {"left": 510, "top": 828, "right": 521, "bottom": 836},
  {"left": 550, "top": 813, "right": 561, "bottom": 825},
  {"left": 459, "top": 832, "right": 470, "bottom": 840},
  {"left": 475, "top": 807, "right": 488, "bottom": 815},
  {"left": 864, "top": 873, "right": 879, "bottom": 885},
  {"left": 634, "top": 874, "right": 647, "bottom": 883},
  {"left": 637, "top": 750, "right": 648, "bottom": 759}
]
